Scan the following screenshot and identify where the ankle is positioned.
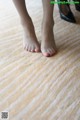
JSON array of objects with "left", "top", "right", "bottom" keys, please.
[
  {"left": 21, "top": 16, "right": 32, "bottom": 27},
  {"left": 21, "top": 19, "right": 35, "bottom": 34},
  {"left": 43, "top": 17, "right": 54, "bottom": 26}
]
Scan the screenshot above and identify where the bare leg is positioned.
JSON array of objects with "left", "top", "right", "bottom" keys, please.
[
  {"left": 13, "top": 0, "right": 40, "bottom": 52},
  {"left": 41, "top": 0, "right": 57, "bottom": 57}
]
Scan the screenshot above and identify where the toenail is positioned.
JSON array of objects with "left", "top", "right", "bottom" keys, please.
[
  {"left": 35, "top": 49, "right": 38, "bottom": 52},
  {"left": 31, "top": 50, "right": 34, "bottom": 52},
  {"left": 43, "top": 53, "right": 50, "bottom": 57}
]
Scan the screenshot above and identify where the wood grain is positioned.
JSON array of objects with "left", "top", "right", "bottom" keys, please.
[{"left": 0, "top": 0, "right": 80, "bottom": 120}]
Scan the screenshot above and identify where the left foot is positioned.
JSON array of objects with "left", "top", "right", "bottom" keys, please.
[
  {"left": 41, "top": 19, "right": 57, "bottom": 57},
  {"left": 21, "top": 18, "right": 40, "bottom": 53}
]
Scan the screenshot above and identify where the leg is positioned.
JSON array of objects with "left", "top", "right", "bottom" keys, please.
[
  {"left": 13, "top": 0, "right": 40, "bottom": 52},
  {"left": 41, "top": 0, "right": 57, "bottom": 57}
]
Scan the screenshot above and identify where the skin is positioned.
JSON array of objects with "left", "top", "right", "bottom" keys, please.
[{"left": 13, "top": 0, "right": 57, "bottom": 57}]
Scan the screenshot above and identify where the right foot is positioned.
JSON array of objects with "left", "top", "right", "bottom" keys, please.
[
  {"left": 41, "top": 19, "right": 57, "bottom": 57},
  {"left": 21, "top": 18, "right": 40, "bottom": 52}
]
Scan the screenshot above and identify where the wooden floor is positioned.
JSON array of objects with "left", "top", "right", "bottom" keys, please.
[{"left": 0, "top": 0, "right": 80, "bottom": 120}]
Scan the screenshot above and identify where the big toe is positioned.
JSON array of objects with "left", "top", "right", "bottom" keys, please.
[
  {"left": 42, "top": 48, "right": 57, "bottom": 57},
  {"left": 35, "top": 48, "right": 40, "bottom": 52},
  {"left": 34, "top": 45, "right": 41, "bottom": 52}
]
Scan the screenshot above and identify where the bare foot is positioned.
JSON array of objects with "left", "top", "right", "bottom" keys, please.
[
  {"left": 41, "top": 19, "right": 57, "bottom": 57},
  {"left": 22, "top": 17, "right": 40, "bottom": 52}
]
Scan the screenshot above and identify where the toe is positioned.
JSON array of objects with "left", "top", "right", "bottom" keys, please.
[
  {"left": 35, "top": 49, "right": 39, "bottom": 52},
  {"left": 43, "top": 53, "right": 50, "bottom": 57},
  {"left": 25, "top": 46, "right": 28, "bottom": 51},
  {"left": 42, "top": 48, "right": 57, "bottom": 57},
  {"left": 24, "top": 46, "right": 26, "bottom": 50},
  {"left": 49, "top": 48, "right": 56, "bottom": 56},
  {"left": 31, "top": 46, "right": 35, "bottom": 52},
  {"left": 31, "top": 49, "right": 34, "bottom": 52},
  {"left": 29, "top": 46, "right": 33, "bottom": 52},
  {"left": 35, "top": 47, "right": 40, "bottom": 52},
  {"left": 27, "top": 45, "right": 31, "bottom": 52}
]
